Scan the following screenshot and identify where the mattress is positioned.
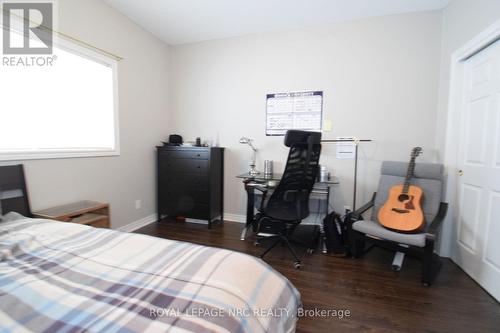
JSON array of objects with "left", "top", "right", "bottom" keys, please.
[{"left": 0, "top": 216, "right": 301, "bottom": 332}]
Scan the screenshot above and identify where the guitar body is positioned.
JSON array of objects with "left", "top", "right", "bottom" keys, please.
[{"left": 378, "top": 184, "right": 425, "bottom": 232}]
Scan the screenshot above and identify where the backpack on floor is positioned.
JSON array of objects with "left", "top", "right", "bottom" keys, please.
[{"left": 323, "top": 211, "right": 348, "bottom": 256}]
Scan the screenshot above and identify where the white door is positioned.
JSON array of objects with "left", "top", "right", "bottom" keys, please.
[{"left": 454, "top": 39, "right": 500, "bottom": 302}]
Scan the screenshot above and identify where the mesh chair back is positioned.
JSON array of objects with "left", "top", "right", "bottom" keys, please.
[
  {"left": 264, "top": 131, "right": 321, "bottom": 221},
  {"left": 373, "top": 161, "right": 444, "bottom": 226}
]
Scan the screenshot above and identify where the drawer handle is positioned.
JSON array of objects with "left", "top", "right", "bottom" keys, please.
[
  {"left": 197, "top": 166, "right": 201, "bottom": 168},
  {"left": 197, "top": 154, "right": 200, "bottom": 157}
]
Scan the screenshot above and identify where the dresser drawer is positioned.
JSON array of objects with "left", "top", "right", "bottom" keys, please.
[
  {"left": 161, "top": 187, "right": 209, "bottom": 204},
  {"left": 161, "top": 158, "right": 209, "bottom": 174},
  {"left": 161, "top": 174, "right": 208, "bottom": 190},
  {"left": 159, "top": 150, "right": 208, "bottom": 160},
  {"left": 161, "top": 196, "right": 209, "bottom": 219}
]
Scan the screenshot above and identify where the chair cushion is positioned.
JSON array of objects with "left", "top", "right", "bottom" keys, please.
[
  {"left": 381, "top": 161, "right": 444, "bottom": 180},
  {"left": 352, "top": 220, "right": 427, "bottom": 247}
]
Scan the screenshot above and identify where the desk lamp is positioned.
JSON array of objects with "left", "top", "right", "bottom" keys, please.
[{"left": 239, "top": 137, "right": 260, "bottom": 175}]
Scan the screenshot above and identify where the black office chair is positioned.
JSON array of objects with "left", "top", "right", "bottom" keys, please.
[{"left": 253, "top": 130, "right": 322, "bottom": 269}]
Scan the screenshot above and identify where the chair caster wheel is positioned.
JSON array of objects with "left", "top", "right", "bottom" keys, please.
[
  {"left": 293, "top": 261, "right": 301, "bottom": 269},
  {"left": 422, "top": 282, "right": 430, "bottom": 287},
  {"left": 254, "top": 241, "right": 260, "bottom": 246},
  {"left": 306, "top": 248, "right": 314, "bottom": 255}
]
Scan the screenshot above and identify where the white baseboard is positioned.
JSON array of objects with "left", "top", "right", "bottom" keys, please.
[
  {"left": 116, "top": 212, "right": 244, "bottom": 231},
  {"left": 224, "top": 213, "right": 245, "bottom": 223},
  {"left": 116, "top": 214, "right": 157, "bottom": 232}
]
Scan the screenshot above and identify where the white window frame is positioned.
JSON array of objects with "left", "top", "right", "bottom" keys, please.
[{"left": 0, "top": 34, "right": 120, "bottom": 161}]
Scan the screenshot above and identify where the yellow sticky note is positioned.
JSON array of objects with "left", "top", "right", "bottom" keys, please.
[{"left": 323, "top": 119, "right": 333, "bottom": 132}]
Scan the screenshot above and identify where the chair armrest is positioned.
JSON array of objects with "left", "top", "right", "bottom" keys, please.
[
  {"left": 350, "top": 192, "right": 376, "bottom": 220},
  {"left": 426, "top": 202, "right": 448, "bottom": 239}
]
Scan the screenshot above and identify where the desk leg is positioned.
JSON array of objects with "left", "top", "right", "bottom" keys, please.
[
  {"left": 240, "top": 183, "right": 255, "bottom": 241},
  {"left": 321, "top": 187, "right": 330, "bottom": 253}
]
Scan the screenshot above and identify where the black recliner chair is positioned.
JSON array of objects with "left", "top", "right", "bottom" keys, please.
[{"left": 253, "top": 130, "right": 322, "bottom": 269}]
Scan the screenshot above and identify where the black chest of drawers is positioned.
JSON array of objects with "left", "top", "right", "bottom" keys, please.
[{"left": 157, "top": 146, "right": 224, "bottom": 228}]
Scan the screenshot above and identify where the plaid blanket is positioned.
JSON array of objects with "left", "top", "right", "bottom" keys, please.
[{"left": 0, "top": 217, "right": 301, "bottom": 333}]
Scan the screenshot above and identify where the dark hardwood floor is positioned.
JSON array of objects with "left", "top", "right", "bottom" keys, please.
[{"left": 135, "top": 220, "right": 500, "bottom": 333}]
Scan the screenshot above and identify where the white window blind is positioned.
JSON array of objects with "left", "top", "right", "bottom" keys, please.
[{"left": 0, "top": 32, "right": 119, "bottom": 161}]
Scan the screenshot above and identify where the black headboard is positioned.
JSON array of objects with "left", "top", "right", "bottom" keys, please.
[{"left": 0, "top": 165, "right": 32, "bottom": 217}]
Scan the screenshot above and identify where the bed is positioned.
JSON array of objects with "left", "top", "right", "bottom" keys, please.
[{"left": 0, "top": 166, "right": 301, "bottom": 333}]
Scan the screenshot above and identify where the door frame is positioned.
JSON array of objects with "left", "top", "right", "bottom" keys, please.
[{"left": 443, "top": 18, "right": 500, "bottom": 262}]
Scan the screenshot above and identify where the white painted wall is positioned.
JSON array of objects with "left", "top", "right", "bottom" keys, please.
[
  {"left": 4, "top": 0, "right": 494, "bottom": 254},
  {"left": 0, "top": 0, "right": 171, "bottom": 229},
  {"left": 436, "top": 0, "right": 500, "bottom": 256},
  {"left": 169, "top": 11, "right": 443, "bottom": 223}
]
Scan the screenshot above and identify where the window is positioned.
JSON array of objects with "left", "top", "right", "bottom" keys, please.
[{"left": 0, "top": 32, "right": 119, "bottom": 161}]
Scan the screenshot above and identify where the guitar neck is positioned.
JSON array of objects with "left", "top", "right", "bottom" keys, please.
[{"left": 403, "top": 156, "right": 417, "bottom": 193}]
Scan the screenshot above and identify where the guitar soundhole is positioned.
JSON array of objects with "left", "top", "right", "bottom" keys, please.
[{"left": 398, "top": 194, "right": 409, "bottom": 202}]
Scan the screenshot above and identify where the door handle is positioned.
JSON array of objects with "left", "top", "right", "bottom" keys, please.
[{"left": 458, "top": 169, "right": 464, "bottom": 176}]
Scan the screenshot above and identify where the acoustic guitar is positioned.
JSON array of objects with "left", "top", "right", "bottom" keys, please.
[{"left": 378, "top": 147, "right": 425, "bottom": 233}]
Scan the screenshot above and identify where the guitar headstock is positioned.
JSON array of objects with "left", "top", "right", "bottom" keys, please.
[{"left": 411, "top": 147, "right": 423, "bottom": 158}]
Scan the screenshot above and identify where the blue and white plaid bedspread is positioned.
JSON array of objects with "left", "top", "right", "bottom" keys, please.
[{"left": 0, "top": 217, "right": 301, "bottom": 333}]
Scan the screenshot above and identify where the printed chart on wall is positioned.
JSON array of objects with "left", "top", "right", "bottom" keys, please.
[{"left": 266, "top": 91, "right": 323, "bottom": 136}]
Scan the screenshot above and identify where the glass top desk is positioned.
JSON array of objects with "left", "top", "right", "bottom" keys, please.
[{"left": 236, "top": 173, "right": 339, "bottom": 244}]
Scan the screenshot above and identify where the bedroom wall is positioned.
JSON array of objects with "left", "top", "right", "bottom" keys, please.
[
  {"left": 169, "top": 11, "right": 443, "bottom": 225},
  {"left": 0, "top": 0, "right": 171, "bottom": 229},
  {"left": 435, "top": 0, "right": 500, "bottom": 256}
]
